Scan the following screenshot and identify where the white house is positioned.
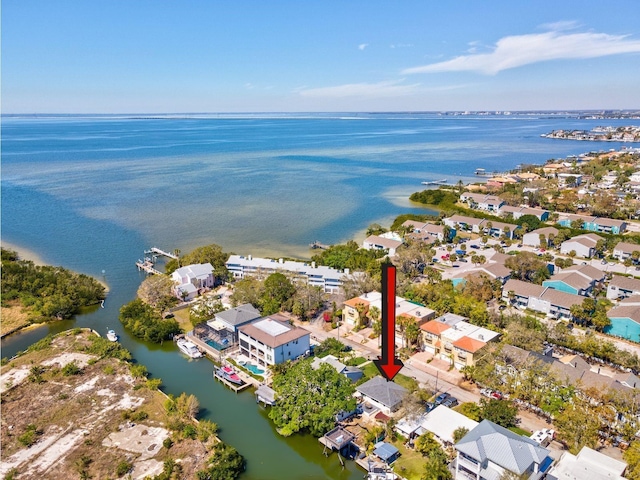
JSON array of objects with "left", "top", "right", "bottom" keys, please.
[
  {"left": 607, "top": 275, "right": 640, "bottom": 300},
  {"left": 548, "top": 446, "right": 627, "bottom": 480},
  {"left": 454, "top": 420, "right": 553, "bottom": 480},
  {"left": 612, "top": 241, "right": 640, "bottom": 261},
  {"left": 522, "top": 227, "right": 559, "bottom": 248},
  {"left": 226, "top": 255, "right": 348, "bottom": 293},
  {"left": 362, "top": 235, "right": 403, "bottom": 256},
  {"left": 459, "top": 193, "right": 504, "bottom": 212},
  {"left": 559, "top": 234, "right": 602, "bottom": 258},
  {"left": 238, "top": 315, "right": 310, "bottom": 366},
  {"left": 171, "top": 263, "right": 215, "bottom": 300}
]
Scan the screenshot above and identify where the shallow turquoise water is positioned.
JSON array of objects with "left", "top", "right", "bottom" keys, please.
[{"left": 1, "top": 113, "right": 633, "bottom": 478}]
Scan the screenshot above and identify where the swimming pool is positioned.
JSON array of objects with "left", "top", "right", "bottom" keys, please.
[
  {"left": 245, "top": 363, "right": 265, "bottom": 375},
  {"left": 206, "top": 339, "right": 229, "bottom": 351}
]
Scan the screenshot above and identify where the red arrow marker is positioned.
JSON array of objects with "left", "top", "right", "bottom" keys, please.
[{"left": 374, "top": 264, "right": 404, "bottom": 381}]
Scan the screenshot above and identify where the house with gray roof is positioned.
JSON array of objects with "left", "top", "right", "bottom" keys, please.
[
  {"left": 311, "top": 354, "right": 363, "bottom": 382},
  {"left": 522, "top": 227, "right": 559, "bottom": 248},
  {"left": 171, "top": 262, "right": 215, "bottom": 300},
  {"left": 356, "top": 376, "right": 408, "bottom": 415},
  {"left": 502, "top": 279, "right": 584, "bottom": 320},
  {"left": 613, "top": 241, "right": 640, "bottom": 261},
  {"left": 542, "top": 265, "right": 604, "bottom": 297},
  {"left": 211, "top": 303, "right": 261, "bottom": 338},
  {"left": 559, "top": 233, "right": 602, "bottom": 258},
  {"left": 454, "top": 420, "right": 553, "bottom": 480},
  {"left": 607, "top": 275, "right": 640, "bottom": 300}
]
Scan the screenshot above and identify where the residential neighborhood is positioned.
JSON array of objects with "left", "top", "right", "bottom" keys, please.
[{"left": 123, "top": 146, "right": 640, "bottom": 479}]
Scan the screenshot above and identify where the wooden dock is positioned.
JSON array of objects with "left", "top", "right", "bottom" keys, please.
[
  {"left": 136, "top": 260, "right": 163, "bottom": 275},
  {"left": 145, "top": 247, "right": 178, "bottom": 260},
  {"left": 213, "top": 369, "right": 251, "bottom": 393}
]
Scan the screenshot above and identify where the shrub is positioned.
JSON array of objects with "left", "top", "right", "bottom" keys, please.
[
  {"left": 115, "top": 461, "right": 133, "bottom": 476},
  {"left": 62, "top": 361, "right": 82, "bottom": 376},
  {"left": 18, "top": 424, "right": 42, "bottom": 447}
]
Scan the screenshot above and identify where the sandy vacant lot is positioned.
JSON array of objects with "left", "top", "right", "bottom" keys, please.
[{"left": 0, "top": 329, "right": 211, "bottom": 479}]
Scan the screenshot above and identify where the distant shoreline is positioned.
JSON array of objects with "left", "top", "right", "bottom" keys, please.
[{"left": 1, "top": 241, "right": 46, "bottom": 265}]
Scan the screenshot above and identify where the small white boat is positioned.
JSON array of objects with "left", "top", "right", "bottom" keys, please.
[
  {"left": 106, "top": 329, "right": 119, "bottom": 342},
  {"left": 176, "top": 338, "right": 203, "bottom": 359}
]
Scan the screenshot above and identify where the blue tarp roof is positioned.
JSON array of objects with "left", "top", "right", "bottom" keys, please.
[{"left": 373, "top": 442, "right": 399, "bottom": 462}]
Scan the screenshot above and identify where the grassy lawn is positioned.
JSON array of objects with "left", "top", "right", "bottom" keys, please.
[
  {"left": 360, "top": 362, "right": 417, "bottom": 391},
  {"left": 389, "top": 438, "right": 425, "bottom": 480},
  {"left": 508, "top": 426, "right": 531, "bottom": 436},
  {"left": 171, "top": 307, "right": 192, "bottom": 332}
]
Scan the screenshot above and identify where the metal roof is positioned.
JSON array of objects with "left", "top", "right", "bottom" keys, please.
[{"left": 455, "top": 420, "right": 550, "bottom": 475}]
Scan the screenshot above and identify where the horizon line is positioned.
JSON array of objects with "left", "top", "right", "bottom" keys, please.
[{"left": 3, "top": 109, "right": 640, "bottom": 116}]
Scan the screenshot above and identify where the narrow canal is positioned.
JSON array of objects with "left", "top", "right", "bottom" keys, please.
[{"left": 2, "top": 282, "right": 364, "bottom": 480}]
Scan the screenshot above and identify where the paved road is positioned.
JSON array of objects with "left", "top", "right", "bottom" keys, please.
[{"left": 298, "top": 316, "right": 480, "bottom": 404}]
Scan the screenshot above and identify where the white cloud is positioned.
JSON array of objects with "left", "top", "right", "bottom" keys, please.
[
  {"left": 538, "top": 20, "right": 580, "bottom": 32},
  {"left": 298, "top": 80, "right": 421, "bottom": 98},
  {"left": 390, "top": 43, "right": 413, "bottom": 49},
  {"left": 402, "top": 29, "right": 640, "bottom": 75},
  {"left": 358, "top": 43, "right": 369, "bottom": 50}
]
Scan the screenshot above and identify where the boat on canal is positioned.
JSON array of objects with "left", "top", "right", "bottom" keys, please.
[
  {"left": 176, "top": 338, "right": 204, "bottom": 358},
  {"left": 217, "top": 365, "right": 244, "bottom": 385},
  {"left": 106, "top": 329, "right": 119, "bottom": 342}
]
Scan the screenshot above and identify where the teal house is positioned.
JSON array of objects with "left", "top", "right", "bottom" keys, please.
[
  {"left": 542, "top": 265, "right": 604, "bottom": 297},
  {"left": 606, "top": 302, "right": 640, "bottom": 343},
  {"left": 557, "top": 213, "right": 627, "bottom": 234}
]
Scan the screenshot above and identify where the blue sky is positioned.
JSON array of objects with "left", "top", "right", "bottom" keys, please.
[{"left": 2, "top": 1, "right": 640, "bottom": 113}]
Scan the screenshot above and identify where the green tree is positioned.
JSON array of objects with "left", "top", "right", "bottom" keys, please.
[
  {"left": 624, "top": 441, "right": 640, "bottom": 480},
  {"left": 516, "top": 215, "right": 542, "bottom": 231},
  {"left": 230, "top": 276, "right": 263, "bottom": 308},
  {"left": 479, "top": 398, "right": 518, "bottom": 428},
  {"left": 119, "top": 299, "right": 181, "bottom": 343},
  {"left": 457, "top": 402, "right": 482, "bottom": 421},
  {"left": 137, "top": 274, "right": 178, "bottom": 311},
  {"left": 421, "top": 448, "right": 453, "bottom": 480},
  {"left": 167, "top": 244, "right": 230, "bottom": 282},
  {"left": 505, "top": 251, "right": 550, "bottom": 284},
  {"left": 452, "top": 426, "right": 469, "bottom": 443},
  {"left": 414, "top": 431, "right": 441, "bottom": 456},
  {"left": 269, "top": 361, "right": 356, "bottom": 437},
  {"left": 554, "top": 403, "right": 600, "bottom": 454},
  {"left": 195, "top": 442, "right": 245, "bottom": 480},
  {"left": 260, "top": 272, "right": 296, "bottom": 315}
]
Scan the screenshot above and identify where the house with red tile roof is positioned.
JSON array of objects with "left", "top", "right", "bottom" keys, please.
[{"left": 420, "top": 315, "right": 500, "bottom": 369}]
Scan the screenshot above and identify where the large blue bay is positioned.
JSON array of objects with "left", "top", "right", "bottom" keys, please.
[{"left": 0, "top": 113, "right": 632, "bottom": 479}]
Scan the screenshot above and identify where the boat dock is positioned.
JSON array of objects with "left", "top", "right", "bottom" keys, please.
[
  {"left": 135, "top": 260, "right": 163, "bottom": 275},
  {"left": 420, "top": 179, "right": 448, "bottom": 185},
  {"left": 213, "top": 369, "right": 252, "bottom": 393},
  {"left": 144, "top": 247, "right": 178, "bottom": 260}
]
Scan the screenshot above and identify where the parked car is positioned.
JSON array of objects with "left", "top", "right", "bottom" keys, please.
[
  {"left": 434, "top": 393, "right": 450, "bottom": 405},
  {"left": 442, "top": 396, "right": 459, "bottom": 408},
  {"left": 425, "top": 401, "right": 436, "bottom": 413},
  {"left": 470, "top": 244, "right": 479, "bottom": 249},
  {"left": 490, "top": 391, "right": 503, "bottom": 400},
  {"left": 480, "top": 388, "right": 493, "bottom": 398}
]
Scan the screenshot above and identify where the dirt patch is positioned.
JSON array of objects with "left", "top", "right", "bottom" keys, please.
[
  {"left": 0, "top": 365, "right": 30, "bottom": 393},
  {"left": 42, "top": 352, "right": 96, "bottom": 369},
  {"left": 103, "top": 423, "right": 169, "bottom": 459},
  {"left": 0, "top": 330, "right": 220, "bottom": 479}
]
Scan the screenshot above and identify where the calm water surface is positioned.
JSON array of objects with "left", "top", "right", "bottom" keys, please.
[{"left": 1, "top": 113, "right": 632, "bottom": 478}]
